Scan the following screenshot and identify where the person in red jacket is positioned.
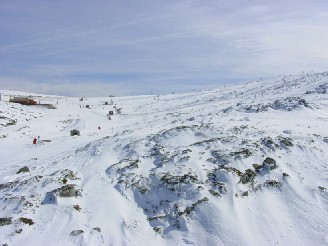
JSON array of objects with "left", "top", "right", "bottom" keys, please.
[{"left": 33, "top": 137, "right": 37, "bottom": 145}]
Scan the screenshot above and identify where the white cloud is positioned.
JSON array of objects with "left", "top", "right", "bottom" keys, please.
[{"left": 0, "top": 0, "right": 327, "bottom": 96}]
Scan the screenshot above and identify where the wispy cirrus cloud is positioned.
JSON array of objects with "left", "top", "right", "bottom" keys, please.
[{"left": 0, "top": 0, "right": 327, "bottom": 96}]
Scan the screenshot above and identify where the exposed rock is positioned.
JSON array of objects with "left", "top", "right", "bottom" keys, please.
[
  {"left": 17, "top": 166, "right": 30, "bottom": 174},
  {"left": 15, "top": 228, "right": 23, "bottom": 234},
  {"left": 239, "top": 169, "right": 257, "bottom": 184},
  {"left": 252, "top": 164, "right": 263, "bottom": 172},
  {"left": 264, "top": 180, "right": 283, "bottom": 189},
  {"left": 93, "top": 227, "right": 101, "bottom": 232},
  {"left": 278, "top": 136, "right": 294, "bottom": 147},
  {"left": 73, "top": 204, "right": 81, "bottom": 211},
  {"left": 230, "top": 149, "right": 252, "bottom": 158},
  {"left": 209, "top": 189, "right": 221, "bottom": 197},
  {"left": 242, "top": 191, "right": 249, "bottom": 197},
  {"left": 52, "top": 184, "right": 80, "bottom": 197},
  {"left": 161, "top": 172, "right": 198, "bottom": 187},
  {"left": 19, "top": 217, "right": 34, "bottom": 226},
  {"left": 178, "top": 197, "right": 209, "bottom": 216},
  {"left": 70, "top": 230, "right": 84, "bottom": 236},
  {"left": 153, "top": 227, "right": 161, "bottom": 233},
  {"left": 0, "top": 217, "right": 12, "bottom": 226},
  {"left": 263, "top": 157, "right": 277, "bottom": 170},
  {"left": 283, "top": 172, "right": 290, "bottom": 178},
  {"left": 261, "top": 137, "right": 278, "bottom": 149},
  {"left": 318, "top": 186, "right": 327, "bottom": 191}
]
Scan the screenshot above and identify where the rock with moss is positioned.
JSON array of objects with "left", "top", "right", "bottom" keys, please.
[
  {"left": 239, "top": 169, "right": 257, "bottom": 184},
  {"left": 19, "top": 217, "right": 34, "bottom": 226},
  {"left": 17, "top": 166, "right": 30, "bottom": 174},
  {"left": 263, "top": 157, "right": 277, "bottom": 170}
]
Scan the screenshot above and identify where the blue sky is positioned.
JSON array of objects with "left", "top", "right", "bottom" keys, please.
[{"left": 0, "top": 0, "right": 327, "bottom": 96}]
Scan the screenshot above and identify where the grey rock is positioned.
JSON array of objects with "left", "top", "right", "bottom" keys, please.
[
  {"left": 53, "top": 184, "right": 80, "bottom": 197},
  {"left": 70, "top": 230, "right": 84, "bottom": 236},
  {"left": 264, "top": 180, "right": 283, "bottom": 189},
  {"left": 0, "top": 217, "right": 12, "bottom": 226},
  {"left": 263, "top": 157, "right": 277, "bottom": 170},
  {"left": 242, "top": 191, "right": 249, "bottom": 197},
  {"left": 318, "top": 186, "right": 327, "bottom": 191},
  {"left": 17, "top": 166, "right": 30, "bottom": 174}
]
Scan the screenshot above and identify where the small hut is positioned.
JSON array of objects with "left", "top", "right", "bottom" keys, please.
[
  {"left": 70, "top": 129, "right": 80, "bottom": 136},
  {"left": 9, "top": 97, "right": 37, "bottom": 105},
  {"left": 86, "top": 105, "right": 90, "bottom": 109},
  {"left": 109, "top": 111, "right": 114, "bottom": 115},
  {"left": 104, "top": 102, "right": 108, "bottom": 105}
]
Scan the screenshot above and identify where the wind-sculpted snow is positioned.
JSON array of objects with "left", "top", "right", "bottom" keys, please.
[{"left": 0, "top": 72, "right": 328, "bottom": 245}]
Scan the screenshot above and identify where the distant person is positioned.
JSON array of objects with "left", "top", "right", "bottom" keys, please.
[
  {"left": 33, "top": 137, "right": 37, "bottom": 145},
  {"left": 98, "top": 126, "right": 101, "bottom": 130}
]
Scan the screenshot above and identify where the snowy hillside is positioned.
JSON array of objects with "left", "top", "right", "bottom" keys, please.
[{"left": 0, "top": 72, "right": 327, "bottom": 246}]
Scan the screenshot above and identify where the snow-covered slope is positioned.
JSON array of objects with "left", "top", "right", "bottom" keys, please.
[{"left": 0, "top": 72, "right": 327, "bottom": 246}]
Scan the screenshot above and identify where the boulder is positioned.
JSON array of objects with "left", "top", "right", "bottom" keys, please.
[
  {"left": 17, "top": 166, "right": 29, "bottom": 174},
  {"left": 263, "top": 157, "right": 277, "bottom": 170},
  {"left": 239, "top": 169, "right": 257, "bottom": 184},
  {"left": 70, "top": 230, "right": 84, "bottom": 236},
  {"left": 0, "top": 217, "right": 12, "bottom": 226}
]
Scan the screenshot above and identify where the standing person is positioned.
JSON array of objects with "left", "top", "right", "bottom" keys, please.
[{"left": 33, "top": 137, "right": 37, "bottom": 145}]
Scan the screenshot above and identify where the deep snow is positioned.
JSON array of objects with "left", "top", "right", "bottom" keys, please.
[{"left": 0, "top": 72, "right": 327, "bottom": 245}]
